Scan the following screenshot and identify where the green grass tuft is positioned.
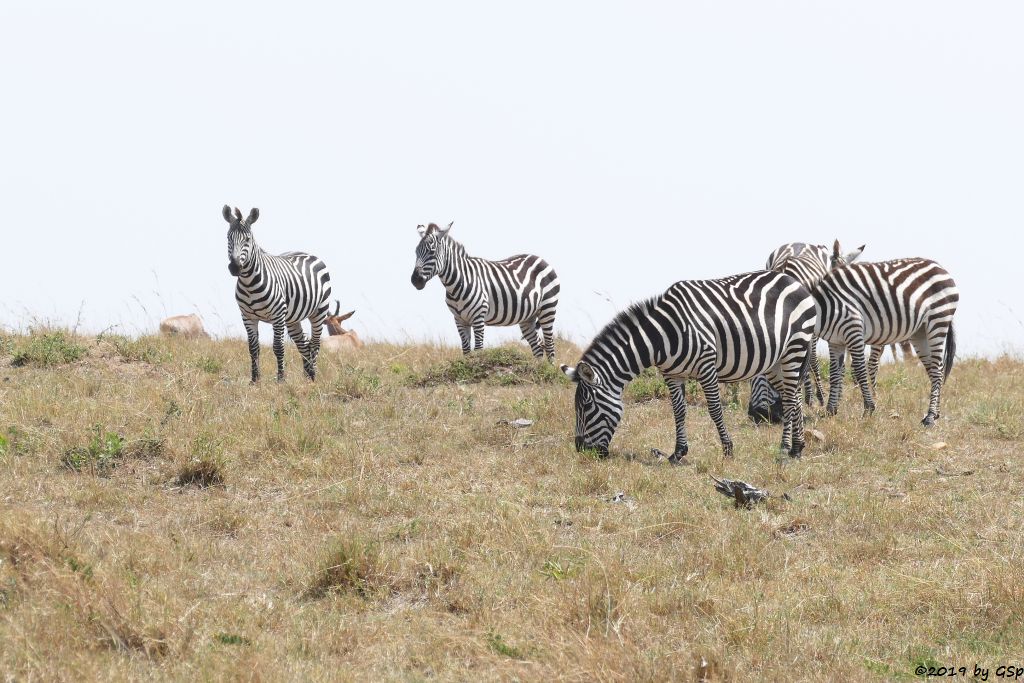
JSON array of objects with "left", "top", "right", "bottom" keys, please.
[{"left": 12, "top": 331, "right": 86, "bottom": 368}]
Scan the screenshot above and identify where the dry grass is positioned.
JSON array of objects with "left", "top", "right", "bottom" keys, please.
[{"left": 0, "top": 331, "right": 1021, "bottom": 681}]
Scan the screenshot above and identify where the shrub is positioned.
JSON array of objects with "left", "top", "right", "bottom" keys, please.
[
  {"left": 12, "top": 332, "right": 86, "bottom": 368},
  {"left": 60, "top": 426, "right": 125, "bottom": 476},
  {"left": 413, "top": 346, "right": 566, "bottom": 387}
]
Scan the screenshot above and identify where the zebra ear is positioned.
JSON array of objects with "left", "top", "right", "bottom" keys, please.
[
  {"left": 439, "top": 221, "right": 454, "bottom": 235},
  {"left": 222, "top": 205, "right": 233, "bottom": 223},
  {"left": 576, "top": 361, "right": 598, "bottom": 385},
  {"left": 247, "top": 208, "right": 260, "bottom": 225},
  {"left": 560, "top": 364, "right": 578, "bottom": 382},
  {"left": 234, "top": 207, "right": 243, "bottom": 221},
  {"left": 416, "top": 224, "right": 428, "bottom": 237},
  {"left": 845, "top": 244, "right": 865, "bottom": 264}
]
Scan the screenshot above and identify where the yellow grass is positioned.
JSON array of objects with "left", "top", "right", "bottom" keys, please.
[{"left": 0, "top": 331, "right": 1021, "bottom": 681}]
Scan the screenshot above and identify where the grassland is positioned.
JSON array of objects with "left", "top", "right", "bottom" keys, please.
[{"left": 0, "top": 330, "right": 1021, "bottom": 681}]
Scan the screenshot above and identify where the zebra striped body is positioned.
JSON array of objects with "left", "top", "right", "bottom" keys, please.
[
  {"left": 814, "top": 247, "right": 958, "bottom": 425},
  {"left": 749, "top": 241, "right": 865, "bottom": 422},
  {"left": 561, "top": 271, "right": 816, "bottom": 459},
  {"left": 223, "top": 206, "right": 332, "bottom": 383},
  {"left": 411, "top": 223, "right": 560, "bottom": 360}
]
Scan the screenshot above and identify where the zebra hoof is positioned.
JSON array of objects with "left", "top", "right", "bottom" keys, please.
[
  {"left": 668, "top": 449, "right": 690, "bottom": 466},
  {"left": 921, "top": 415, "right": 936, "bottom": 427},
  {"left": 721, "top": 442, "right": 734, "bottom": 459},
  {"left": 825, "top": 405, "right": 838, "bottom": 417},
  {"left": 789, "top": 443, "right": 804, "bottom": 458}
]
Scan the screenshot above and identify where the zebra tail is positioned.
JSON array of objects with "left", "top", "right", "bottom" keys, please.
[{"left": 943, "top": 324, "right": 956, "bottom": 381}]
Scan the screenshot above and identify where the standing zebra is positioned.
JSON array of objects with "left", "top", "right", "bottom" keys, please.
[
  {"left": 748, "top": 241, "right": 864, "bottom": 422},
  {"left": 561, "top": 271, "right": 816, "bottom": 460},
  {"left": 410, "top": 222, "right": 560, "bottom": 361},
  {"left": 815, "top": 240, "right": 959, "bottom": 425},
  {"left": 223, "top": 205, "right": 333, "bottom": 383}
]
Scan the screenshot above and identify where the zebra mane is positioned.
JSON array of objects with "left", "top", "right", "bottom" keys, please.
[
  {"left": 583, "top": 296, "right": 660, "bottom": 362},
  {"left": 433, "top": 228, "right": 466, "bottom": 256}
]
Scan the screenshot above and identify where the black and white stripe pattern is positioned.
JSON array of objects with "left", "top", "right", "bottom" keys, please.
[
  {"left": 561, "top": 271, "right": 817, "bottom": 459},
  {"left": 815, "top": 241, "right": 959, "bottom": 425},
  {"left": 410, "top": 222, "right": 560, "bottom": 361},
  {"left": 748, "top": 241, "right": 864, "bottom": 422},
  {"left": 223, "top": 206, "right": 332, "bottom": 383}
]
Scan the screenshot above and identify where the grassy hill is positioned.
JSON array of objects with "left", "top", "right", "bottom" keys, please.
[{"left": 0, "top": 330, "right": 1021, "bottom": 680}]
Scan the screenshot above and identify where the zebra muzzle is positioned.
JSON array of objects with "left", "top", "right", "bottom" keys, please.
[
  {"left": 411, "top": 271, "right": 427, "bottom": 290},
  {"left": 228, "top": 261, "right": 240, "bottom": 276}
]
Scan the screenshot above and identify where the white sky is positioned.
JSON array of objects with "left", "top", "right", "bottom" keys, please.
[{"left": 2, "top": 2, "right": 1022, "bottom": 356}]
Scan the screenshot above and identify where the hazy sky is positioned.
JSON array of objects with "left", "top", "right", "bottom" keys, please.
[{"left": 2, "top": 2, "right": 1022, "bottom": 356}]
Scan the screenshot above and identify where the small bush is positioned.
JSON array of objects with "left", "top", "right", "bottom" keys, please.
[
  {"left": 329, "top": 369, "right": 382, "bottom": 401},
  {"left": 625, "top": 368, "right": 668, "bottom": 402},
  {"left": 413, "top": 346, "right": 566, "bottom": 387},
  {"left": 306, "top": 537, "right": 391, "bottom": 599},
  {"left": 61, "top": 426, "right": 125, "bottom": 476},
  {"left": 12, "top": 332, "right": 86, "bottom": 368}
]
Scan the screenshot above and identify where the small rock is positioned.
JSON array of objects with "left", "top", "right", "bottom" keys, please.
[
  {"left": 807, "top": 429, "right": 825, "bottom": 442},
  {"left": 889, "top": 410, "right": 900, "bottom": 419},
  {"left": 931, "top": 441, "right": 947, "bottom": 450}
]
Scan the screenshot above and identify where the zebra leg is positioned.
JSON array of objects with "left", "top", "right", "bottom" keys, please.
[
  {"left": 914, "top": 328, "right": 946, "bottom": 426},
  {"left": 767, "top": 344, "right": 808, "bottom": 457},
  {"left": 538, "top": 305, "right": 557, "bottom": 362},
  {"left": 519, "top": 319, "right": 544, "bottom": 359},
  {"left": 697, "top": 364, "right": 733, "bottom": 457},
  {"left": 826, "top": 344, "right": 845, "bottom": 416},
  {"left": 454, "top": 318, "right": 471, "bottom": 355},
  {"left": 286, "top": 322, "right": 313, "bottom": 380},
  {"left": 307, "top": 316, "right": 325, "bottom": 381},
  {"left": 472, "top": 319, "right": 485, "bottom": 352},
  {"left": 665, "top": 378, "right": 689, "bottom": 463},
  {"left": 272, "top": 319, "right": 287, "bottom": 382},
  {"left": 847, "top": 337, "right": 875, "bottom": 416},
  {"left": 244, "top": 318, "right": 261, "bottom": 384},
  {"left": 809, "top": 338, "right": 825, "bottom": 406},
  {"left": 867, "top": 345, "right": 883, "bottom": 395}
]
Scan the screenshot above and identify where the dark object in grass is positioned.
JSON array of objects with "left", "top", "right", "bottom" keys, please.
[
  {"left": 175, "top": 459, "right": 225, "bottom": 488},
  {"left": 747, "top": 395, "right": 784, "bottom": 424},
  {"left": 711, "top": 476, "right": 771, "bottom": 509}
]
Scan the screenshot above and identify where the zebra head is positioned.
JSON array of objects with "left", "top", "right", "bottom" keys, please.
[
  {"left": 560, "top": 361, "right": 623, "bottom": 457},
  {"left": 747, "top": 375, "right": 784, "bottom": 424},
  {"left": 831, "top": 239, "right": 865, "bottom": 269},
  {"left": 411, "top": 221, "right": 453, "bottom": 290},
  {"left": 223, "top": 205, "right": 260, "bottom": 276}
]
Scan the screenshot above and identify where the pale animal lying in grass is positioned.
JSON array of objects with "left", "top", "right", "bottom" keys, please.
[
  {"left": 320, "top": 303, "right": 363, "bottom": 352},
  {"left": 158, "top": 314, "right": 209, "bottom": 339}
]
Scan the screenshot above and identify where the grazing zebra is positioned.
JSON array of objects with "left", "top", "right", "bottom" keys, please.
[
  {"left": 410, "top": 222, "right": 560, "bottom": 361},
  {"left": 561, "top": 271, "right": 816, "bottom": 460},
  {"left": 748, "top": 241, "right": 864, "bottom": 423},
  {"left": 815, "top": 241, "right": 959, "bottom": 425},
  {"left": 223, "top": 205, "right": 332, "bottom": 383}
]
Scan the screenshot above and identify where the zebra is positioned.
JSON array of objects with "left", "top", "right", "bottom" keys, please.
[
  {"left": 410, "top": 222, "right": 560, "bottom": 361},
  {"left": 223, "top": 205, "right": 333, "bottom": 383},
  {"left": 748, "top": 241, "right": 864, "bottom": 422},
  {"left": 561, "top": 270, "right": 817, "bottom": 460},
  {"left": 814, "top": 240, "right": 959, "bottom": 426}
]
